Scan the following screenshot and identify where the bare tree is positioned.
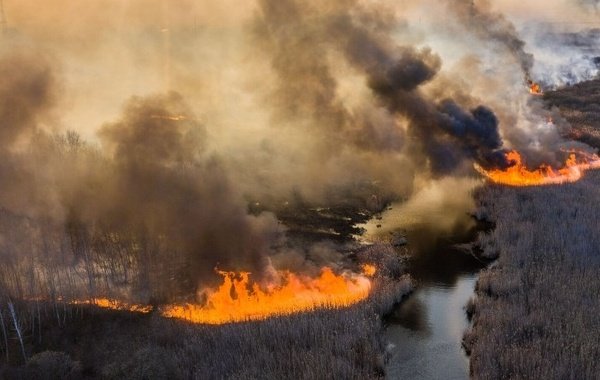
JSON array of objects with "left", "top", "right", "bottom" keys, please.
[
  {"left": 0, "top": 307, "right": 9, "bottom": 362},
  {"left": 8, "top": 301, "right": 26, "bottom": 363}
]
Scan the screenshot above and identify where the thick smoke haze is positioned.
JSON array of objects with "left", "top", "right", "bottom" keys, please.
[
  {"left": 444, "top": 0, "right": 535, "bottom": 78},
  {"left": 0, "top": 0, "right": 598, "bottom": 302}
]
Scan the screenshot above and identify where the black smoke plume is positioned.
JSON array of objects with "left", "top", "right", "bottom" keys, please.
[{"left": 255, "top": 0, "right": 509, "bottom": 174}]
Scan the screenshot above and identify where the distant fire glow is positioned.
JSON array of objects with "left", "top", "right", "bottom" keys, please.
[
  {"left": 70, "top": 298, "right": 153, "bottom": 313},
  {"left": 162, "top": 267, "right": 372, "bottom": 324},
  {"left": 528, "top": 80, "right": 543, "bottom": 96},
  {"left": 361, "top": 264, "right": 377, "bottom": 277},
  {"left": 476, "top": 150, "right": 600, "bottom": 186}
]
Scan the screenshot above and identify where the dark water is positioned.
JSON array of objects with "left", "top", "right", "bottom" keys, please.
[
  {"left": 358, "top": 206, "right": 486, "bottom": 380},
  {"left": 385, "top": 228, "right": 484, "bottom": 380}
]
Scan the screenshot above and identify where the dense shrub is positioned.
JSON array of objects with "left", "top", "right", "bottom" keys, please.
[{"left": 0, "top": 351, "right": 82, "bottom": 380}]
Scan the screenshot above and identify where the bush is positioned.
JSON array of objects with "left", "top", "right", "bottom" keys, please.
[
  {"left": 24, "top": 351, "right": 81, "bottom": 380},
  {"left": 101, "top": 345, "right": 181, "bottom": 380}
]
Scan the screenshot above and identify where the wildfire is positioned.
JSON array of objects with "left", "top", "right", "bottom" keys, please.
[
  {"left": 162, "top": 267, "right": 373, "bottom": 324},
  {"left": 70, "top": 298, "right": 153, "bottom": 313},
  {"left": 476, "top": 150, "right": 600, "bottom": 186},
  {"left": 61, "top": 266, "right": 375, "bottom": 324},
  {"left": 361, "top": 264, "right": 377, "bottom": 277},
  {"left": 528, "top": 79, "right": 543, "bottom": 96}
]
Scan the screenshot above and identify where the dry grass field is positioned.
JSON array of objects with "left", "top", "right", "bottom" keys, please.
[{"left": 465, "top": 79, "right": 600, "bottom": 379}]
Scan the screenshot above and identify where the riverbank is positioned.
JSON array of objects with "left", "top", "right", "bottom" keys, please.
[
  {"left": 464, "top": 171, "right": 600, "bottom": 379},
  {"left": 463, "top": 79, "right": 600, "bottom": 379}
]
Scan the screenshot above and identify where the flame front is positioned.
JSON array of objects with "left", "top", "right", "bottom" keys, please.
[
  {"left": 528, "top": 80, "right": 543, "bottom": 96},
  {"left": 162, "top": 267, "right": 372, "bottom": 324},
  {"left": 63, "top": 268, "right": 373, "bottom": 324},
  {"left": 70, "top": 298, "right": 153, "bottom": 313},
  {"left": 476, "top": 150, "right": 600, "bottom": 186}
]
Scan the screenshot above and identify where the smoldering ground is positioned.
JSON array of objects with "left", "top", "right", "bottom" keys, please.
[{"left": 0, "top": 0, "right": 599, "bottom": 304}]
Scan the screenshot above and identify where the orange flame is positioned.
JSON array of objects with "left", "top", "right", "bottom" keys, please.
[
  {"left": 64, "top": 267, "right": 373, "bottom": 324},
  {"left": 70, "top": 298, "right": 153, "bottom": 313},
  {"left": 476, "top": 150, "right": 600, "bottom": 186},
  {"left": 161, "top": 267, "right": 372, "bottom": 324},
  {"left": 361, "top": 264, "right": 377, "bottom": 277},
  {"left": 528, "top": 80, "right": 543, "bottom": 96}
]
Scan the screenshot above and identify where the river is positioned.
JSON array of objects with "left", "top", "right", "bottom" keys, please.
[
  {"left": 358, "top": 201, "right": 486, "bottom": 379},
  {"left": 385, "top": 271, "right": 479, "bottom": 379}
]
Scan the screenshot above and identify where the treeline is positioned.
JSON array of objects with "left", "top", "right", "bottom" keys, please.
[{"left": 0, "top": 128, "right": 202, "bottom": 301}]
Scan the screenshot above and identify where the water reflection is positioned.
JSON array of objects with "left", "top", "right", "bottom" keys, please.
[
  {"left": 404, "top": 227, "right": 483, "bottom": 287},
  {"left": 360, "top": 200, "right": 487, "bottom": 379},
  {"left": 386, "top": 275, "right": 478, "bottom": 380},
  {"left": 387, "top": 295, "right": 429, "bottom": 334}
]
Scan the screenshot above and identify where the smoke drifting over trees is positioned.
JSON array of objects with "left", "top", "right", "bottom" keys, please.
[
  {"left": 0, "top": 50, "right": 279, "bottom": 301},
  {"left": 0, "top": 0, "right": 598, "bottom": 303}
]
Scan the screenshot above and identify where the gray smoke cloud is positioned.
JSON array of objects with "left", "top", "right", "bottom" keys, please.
[
  {"left": 0, "top": 48, "right": 58, "bottom": 217},
  {"left": 443, "top": 0, "right": 534, "bottom": 79},
  {"left": 94, "top": 93, "right": 278, "bottom": 287},
  {"left": 525, "top": 26, "right": 600, "bottom": 87},
  {"left": 578, "top": 0, "right": 600, "bottom": 11}
]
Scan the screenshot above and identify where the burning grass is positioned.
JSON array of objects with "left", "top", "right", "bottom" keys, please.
[
  {"left": 475, "top": 79, "right": 600, "bottom": 187},
  {"left": 528, "top": 79, "right": 543, "bottom": 96},
  {"left": 162, "top": 267, "right": 373, "bottom": 324},
  {"left": 0, "top": 243, "right": 412, "bottom": 379},
  {"left": 70, "top": 298, "right": 153, "bottom": 314},
  {"left": 475, "top": 150, "right": 600, "bottom": 186},
  {"left": 464, "top": 79, "right": 600, "bottom": 379},
  {"left": 62, "top": 267, "right": 375, "bottom": 325}
]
